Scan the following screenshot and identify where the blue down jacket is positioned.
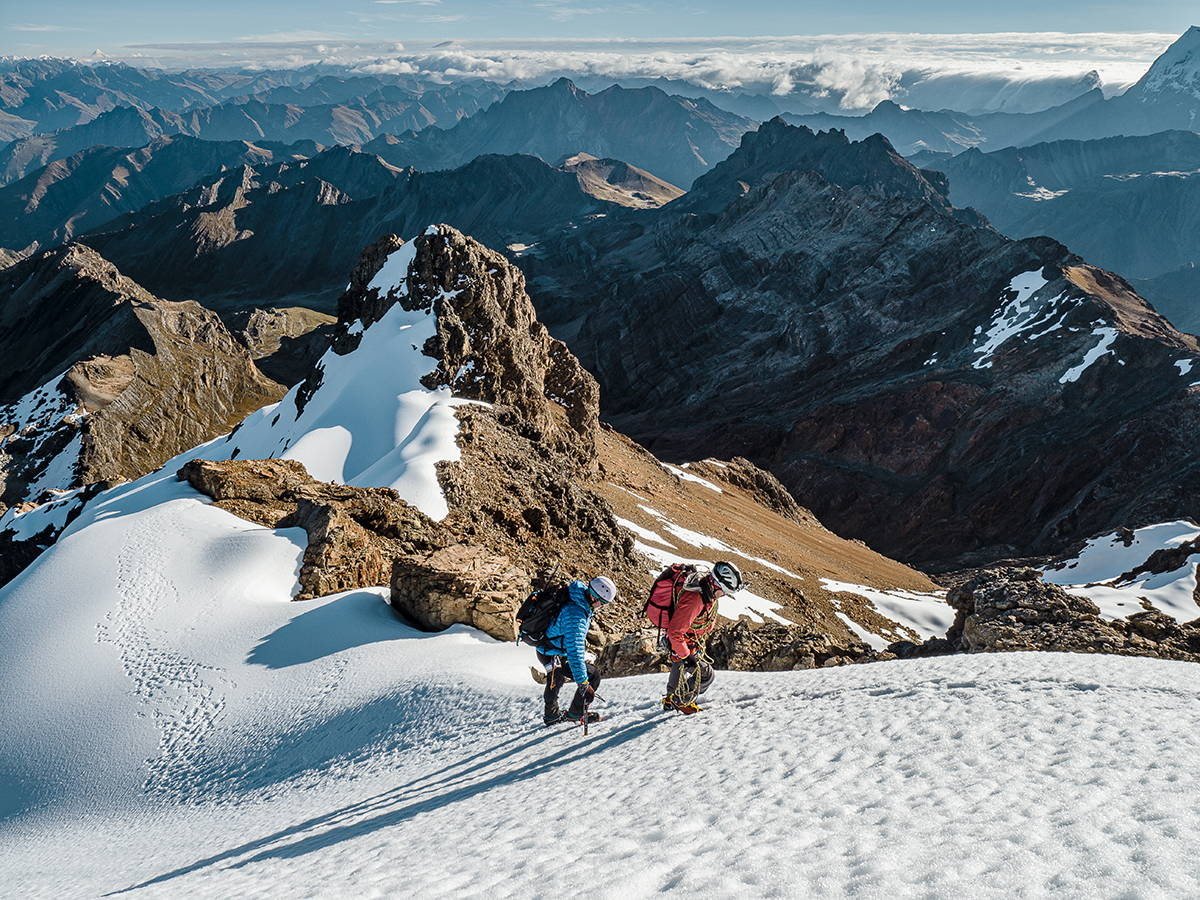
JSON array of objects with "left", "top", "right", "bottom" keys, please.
[{"left": 540, "top": 580, "right": 594, "bottom": 683}]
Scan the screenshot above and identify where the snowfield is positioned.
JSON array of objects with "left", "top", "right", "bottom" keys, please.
[{"left": 2, "top": 467, "right": 1200, "bottom": 898}]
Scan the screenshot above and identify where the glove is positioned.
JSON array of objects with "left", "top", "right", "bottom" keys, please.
[
  {"left": 579, "top": 682, "right": 596, "bottom": 704},
  {"left": 675, "top": 651, "right": 699, "bottom": 665}
]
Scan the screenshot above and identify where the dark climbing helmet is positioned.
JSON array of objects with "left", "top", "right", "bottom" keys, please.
[{"left": 709, "top": 561, "right": 743, "bottom": 595}]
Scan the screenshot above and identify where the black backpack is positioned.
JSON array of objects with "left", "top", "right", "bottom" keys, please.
[{"left": 515, "top": 583, "right": 572, "bottom": 647}]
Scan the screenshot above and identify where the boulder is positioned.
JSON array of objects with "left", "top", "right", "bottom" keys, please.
[{"left": 391, "top": 545, "right": 528, "bottom": 641}]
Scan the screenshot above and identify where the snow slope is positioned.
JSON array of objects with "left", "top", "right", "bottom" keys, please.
[
  {"left": 3, "top": 492, "right": 1199, "bottom": 900},
  {"left": 2, "top": 461, "right": 1199, "bottom": 896}
]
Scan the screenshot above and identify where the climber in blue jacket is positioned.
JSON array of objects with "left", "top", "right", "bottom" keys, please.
[{"left": 537, "top": 576, "right": 618, "bottom": 725}]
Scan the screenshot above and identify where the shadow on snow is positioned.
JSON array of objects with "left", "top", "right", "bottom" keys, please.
[{"left": 108, "top": 715, "right": 669, "bottom": 895}]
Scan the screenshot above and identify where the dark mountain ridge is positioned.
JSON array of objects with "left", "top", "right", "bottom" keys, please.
[
  {"left": 74, "top": 149, "right": 633, "bottom": 311},
  {"left": 360, "top": 78, "right": 755, "bottom": 190},
  {"left": 519, "top": 118, "right": 1200, "bottom": 567}
]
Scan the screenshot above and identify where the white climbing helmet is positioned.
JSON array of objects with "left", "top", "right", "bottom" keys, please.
[
  {"left": 588, "top": 576, "right": 618, "bottom": 604},
  {"left": 710, "top": 560, "right": 744, "bottom": 595}
]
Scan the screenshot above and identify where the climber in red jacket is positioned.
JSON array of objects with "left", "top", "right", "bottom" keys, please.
[{"left": 645, "top": 560, "right": 744, "bottom": 714}]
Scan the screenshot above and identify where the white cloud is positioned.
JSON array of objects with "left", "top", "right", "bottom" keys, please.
[
  {"left": 112, "top": 32, "right": 1181, "bottom": 111},
  {"left": 235, "top": 30, "right": 352, "bottom": 43},
  {"left": 10, "top": 23, "right": 82, "bottom": 32}
]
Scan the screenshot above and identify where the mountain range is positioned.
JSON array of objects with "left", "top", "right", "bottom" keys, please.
[
  {"left": 68, "top": 149, "right": 662, "bottom": 312},
  {"left": 521, "top": 119, "right": 1200, "bottom": 567},
  {"left": 0, "top": 82, "right": 504, "bottom": 185},
  {"left": 358, "top": 78, "right": 753, "bottom": 190},
  {"left": 0, "top": 58, "right": 502, "bottom": 137}
]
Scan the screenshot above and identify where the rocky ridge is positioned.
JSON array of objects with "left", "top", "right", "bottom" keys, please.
[{"left": 157, "top": 225, "right": 949, "bottom": 673}]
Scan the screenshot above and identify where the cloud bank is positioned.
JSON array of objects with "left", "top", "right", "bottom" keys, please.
[{"left": 111, "top": 32, "right": 1179, "bottom": 113}]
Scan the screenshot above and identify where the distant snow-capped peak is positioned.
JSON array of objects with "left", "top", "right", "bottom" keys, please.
[{"left": 1132, "top": 25, "right": 1200, "bottom": 100}]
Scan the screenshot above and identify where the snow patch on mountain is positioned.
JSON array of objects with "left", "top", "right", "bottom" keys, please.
[
  {"left": 972, "top": 270, "right": 1067, "bottom": 368},
  {"left": 662, "top": 462, "right": 723, "bottom": 493},
  {"left": 1059, "top": 327, "right": 1118, "bottom": 384},
  {"left": 1044, "top": 520, "right": 1200, "bottom": 621},
  {"left": 212, "top": 240, "right": 473, "bottom": 521},
  {"left": 820, "top": 578, "right": 955, "bottom": 642},
  {"left": 612, "top": 515, "right": 675, "bottom": 548},
  {"left": 0, "top": 370, "right": 87, "bottom": 500},
  {"left": 1014, "top": 186, "right": 1070, "bottom": 201}
]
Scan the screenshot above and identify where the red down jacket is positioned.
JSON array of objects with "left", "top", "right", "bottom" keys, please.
[{"left": 647, "top": 575, "right": 717, "bottom": 660}]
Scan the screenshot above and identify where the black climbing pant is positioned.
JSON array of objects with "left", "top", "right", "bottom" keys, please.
[{"left": 536, "top": 650, "right": 601, "bottom": 718}]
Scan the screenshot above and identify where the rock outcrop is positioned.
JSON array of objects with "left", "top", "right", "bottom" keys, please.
[
  {"left": 946, "top": 567, "right": 1200, "bottom": 661},
  {"left": 178, "top": 458, "right": 445, "bottom": 602},
  {"left": 173, "top": 225, "right": 950, "bottom": 662}
]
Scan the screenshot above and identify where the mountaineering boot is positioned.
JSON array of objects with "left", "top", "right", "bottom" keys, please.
[
  {"left": 665, "top": 695, "right": 703, "bottom": 715},
  {"left": 545, "top": 710, "right": 600, "bottom": 726}
]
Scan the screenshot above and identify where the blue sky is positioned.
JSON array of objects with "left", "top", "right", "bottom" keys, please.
[{"left": 5, "top": 1, "right": 1197, "bottom": 57}]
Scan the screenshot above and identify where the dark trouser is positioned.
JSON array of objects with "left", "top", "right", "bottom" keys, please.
[
  {"left": 666, "top": 658, "right": 714, "bottom": 699},
  {"left": 537, "top": 651, "right": 601, "bottom": 718}
]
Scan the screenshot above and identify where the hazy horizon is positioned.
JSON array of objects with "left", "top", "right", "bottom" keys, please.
[{"left": 5, "top": 28, "right": 1197, "bottom": 113}]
